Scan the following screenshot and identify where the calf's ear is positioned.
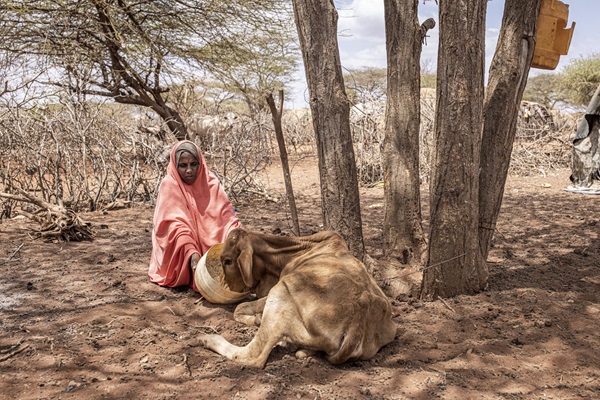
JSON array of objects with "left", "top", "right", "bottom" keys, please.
[{"left": 238, "top": 247, "right": 254, "bottom": 288}]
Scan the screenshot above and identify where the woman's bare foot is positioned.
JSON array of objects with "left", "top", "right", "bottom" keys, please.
[{"left": 190, "top": 253, "right": 201, "bottom": 272}]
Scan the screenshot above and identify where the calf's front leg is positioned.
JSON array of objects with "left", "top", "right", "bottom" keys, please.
[
  {"left": 199, "top": 289, "right": 305, "bottom": 368},
  {"left": 233, "top": 297, "right": 267, "bottom": 326},
  {"left": 198, "top": 332, "right": 278, "bottom": 369}
]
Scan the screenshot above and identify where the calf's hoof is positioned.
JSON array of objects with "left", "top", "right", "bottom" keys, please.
[{"left": 295, "top": 349, "right": 318, "bottom": 359}]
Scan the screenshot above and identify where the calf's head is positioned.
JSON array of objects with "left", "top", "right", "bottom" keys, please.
[{"left": 220, "top": 229, "right": 254, "bottom": 292}]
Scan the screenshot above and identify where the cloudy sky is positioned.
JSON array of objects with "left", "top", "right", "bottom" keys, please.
[{"left": 288, "top": 0, "right": 598, "bottom": 108}]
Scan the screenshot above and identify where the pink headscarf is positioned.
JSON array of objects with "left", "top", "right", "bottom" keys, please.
[{"left": 148, "top": 140, "right": 241, "bottom": 291}]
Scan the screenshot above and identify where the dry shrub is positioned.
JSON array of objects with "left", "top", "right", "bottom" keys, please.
[
  {"left": 0, "top": 103, "right": 277, "bottom": 219},
  {"left": 281, "top": 108, "right": 315, "bottom": 154},
  {"left": 509, "top": 107, "right": 576, "bottom": 176},
  {"left": 350, "top": 109, "right": 385, "bottom": 185},
  {"left": 419, "top": 92, "right": 436, "bottom": 183},
  {"left": 1, "top": 96, "right": 576, "bottom": 223},
  {"left": 0, "top": 101, "right": 166, "bottom": 214},
  {"left": 202, "top": 112, "right": 274, "bottom": 201},
  {"left": 349, "top": 92, "right": 437, "bottom": 185},
  {"left": 417, "top": 98, "right": 574, "bottom": 181},
  {"left": 280, "top": 97, "right": 575, "bottom": 186}
]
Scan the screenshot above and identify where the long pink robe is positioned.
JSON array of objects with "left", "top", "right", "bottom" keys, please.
[{"left": 148, "top": 141, "right": 241, "bottom": 291}]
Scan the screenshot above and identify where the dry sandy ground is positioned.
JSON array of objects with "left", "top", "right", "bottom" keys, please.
[{"left": 0, "top": 156, "right": 599, "bottom": 400}]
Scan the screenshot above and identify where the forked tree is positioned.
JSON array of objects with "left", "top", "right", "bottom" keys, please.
[
  {"left": 386, "top": 0, "right": 541, "bottom": 298},
  {"left": 266, "top": 90, "right": 301, "bottom": 236},
  {"left": 291, "top": 1, "right": 543, "bottom": 295}
]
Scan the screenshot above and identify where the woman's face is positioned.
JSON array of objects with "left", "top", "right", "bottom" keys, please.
[{"left": 176, "top": 151, "right": 200, "bottom": 185}]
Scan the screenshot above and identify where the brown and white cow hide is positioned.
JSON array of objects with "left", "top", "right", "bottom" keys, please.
[{"left": 196, "top": 229, "right": 397, "bottom": 368}]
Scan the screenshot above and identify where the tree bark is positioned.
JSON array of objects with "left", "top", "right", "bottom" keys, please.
[
  {"left": 421, "top": 0, "right": 488, "bottom": 299},
  {"left": 479, "top": 0, "right": 542, "bottom": 259},
  {"left": 149, "top": 102, "right": 188, "bottom": 141},
  {"left": 292, "top": 0, "right": 365, "bottom": 259},
  {"left": 382, "top": 0, "right": 426, "bottom": 264},
  {"left": 266, "top": 90, "right": 301, "bottom": 236}
]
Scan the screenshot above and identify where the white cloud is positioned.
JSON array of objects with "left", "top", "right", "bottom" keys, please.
[
  {"left": 336, "top": 0, "right": 441, "bottom": 70},
  {"left": 337, "top": 0, "right": 385, "bottom": 41},
  {"left": 336, "top": 0, "right": 386, "bottom": 70}
]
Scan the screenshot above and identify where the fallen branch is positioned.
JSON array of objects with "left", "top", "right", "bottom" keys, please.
[
  {"left": 438, "top": 296, "right": 457, "bottom": 313},
  {"left": 0, "top": 190, "right": 93, "bottom": 242},
  {"left": 0, "top": 343, "right": 30, "bottom": 362},
  {"left": 0, "top": 338, "right": 24, "bottom": 354},
  {"left": 101, "top": 200, "right": 132, "bottom": 211},
  {"left": 7, "top": 243, "right": 24, "bottom": 260}
]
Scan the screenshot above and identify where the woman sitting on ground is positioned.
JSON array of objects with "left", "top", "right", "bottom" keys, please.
[{"left": 148, "top": 140, "right": 241, "bottom": 292}]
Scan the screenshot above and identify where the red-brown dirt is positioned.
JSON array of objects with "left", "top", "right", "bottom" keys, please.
[{"left": 1, "top": 155, "right": 599, "bottom": 400}]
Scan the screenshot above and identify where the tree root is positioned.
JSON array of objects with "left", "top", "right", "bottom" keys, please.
[{"left": 0, "top": 190, "right": 94, "bottom": 242}]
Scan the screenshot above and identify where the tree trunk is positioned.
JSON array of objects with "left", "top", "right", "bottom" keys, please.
[
  {"left": 382, "top": 0, "right": 426, "bottom": 264},
  {"left": 292, "top": 0, "right": 365, "bottom": 259},
  {"left": 479, "top": 0, "right": 543, "bottom": 259},
  {"left": 147, "top": 102, "right": 188, "bottom": 141},
  {"left": 266, "top": 90, "right": 301, "bottom": 236},
  {"left": 421, "top": 0, "right": 488, "bottom": 299}
]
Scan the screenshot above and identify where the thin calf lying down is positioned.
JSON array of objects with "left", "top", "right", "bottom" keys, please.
[{"left": 197, "top": 228, "right": 397, "bottom": 368}]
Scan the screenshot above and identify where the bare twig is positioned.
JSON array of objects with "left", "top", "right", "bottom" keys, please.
[
  {"left": 7, "top": 243, "right": 24, "bottom": 260},
  {"left": 0, "top": 343, "right": 30, "bottom": 362},
  {"left": 420, "top": 18, "right": 436, "bottom": 44},
  {"left": 182, "top": 353, "right": 192, "bottom": 376},
  {"left": 187, "top": 324, "right": 220, "bottom": 334},
  {"left": 0, "top": 338, "right": 24, "bottom": 354},
  {"left": 438, "top": 296, "right": 456, "bottom": 313}
]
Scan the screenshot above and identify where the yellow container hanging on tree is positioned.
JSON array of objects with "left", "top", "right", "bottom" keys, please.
[{"left": 532, "top": 0, "right": 576, "bottom": 70}]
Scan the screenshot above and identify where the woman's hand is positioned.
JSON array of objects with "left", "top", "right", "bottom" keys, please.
[{"left": 190, "top": 253, "right": 201, "bottom": 272}]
